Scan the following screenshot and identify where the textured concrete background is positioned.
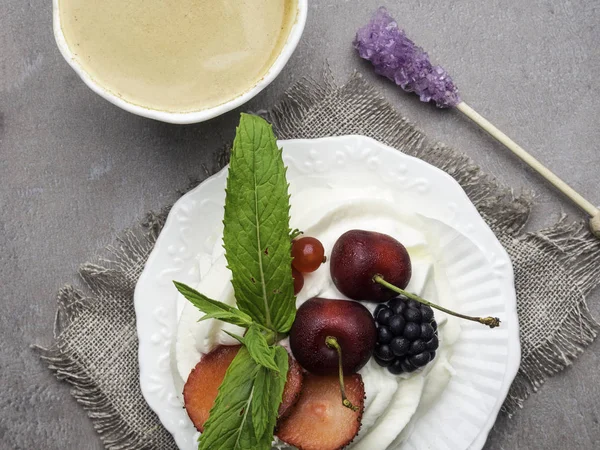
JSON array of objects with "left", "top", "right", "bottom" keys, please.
[{"left": 1, "top": 0, "right": 599, "bottom": 449}]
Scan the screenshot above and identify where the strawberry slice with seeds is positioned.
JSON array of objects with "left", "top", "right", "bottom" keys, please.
[
  {"left": 276, "top": 373, "right": 364, "bottom": 450},
  {"left": 183, "top": 345, "right": 303, "bottom": 431}
]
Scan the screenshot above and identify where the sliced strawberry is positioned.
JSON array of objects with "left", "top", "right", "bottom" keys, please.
[
  {"left": 279, "top": 356, "right": 303, "bottom": 420},
  {"left": 183, "top": 345, "right": 239, "bottom": 432},
  {"left": 183, "top": 345, "right": 304, "bottom": 432},
  {"left": 276, "top": 373, "right": 365, "bottom": 450}
]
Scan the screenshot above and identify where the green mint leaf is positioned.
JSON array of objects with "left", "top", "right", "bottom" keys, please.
[
  {"left": 251, "top": 346, "right": 288, "bottom": 440},
  {"left": 174, "top": 281, "right": 253, "bottom": 328},
  {"left": 251, "top": 367, "right": 272, "bottom": 440},
  {"left": 222, "top": 330, "right": 246, "bottom": 345},
  {"left": 270, "top": 347, "right": 289, "bottom": 418},
  {"left": 198, "top": 347, "right": 274, "bottom": 450},
  {"left": 244, "top": 325, "right": 279, "bottom": 373},
  {"left": 197, "top": 312, "right": 248, "bottom": 326},
  {"left": 223, "top": 114, "right": 296, "bottom": 333}
]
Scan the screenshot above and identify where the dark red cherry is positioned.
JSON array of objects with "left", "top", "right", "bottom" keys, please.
[
  {"left": 289, "top": 298, "right": 377, "bottom": 375},
  {"left": 330, "top": 230, "right": 412, "bottom": 302}
]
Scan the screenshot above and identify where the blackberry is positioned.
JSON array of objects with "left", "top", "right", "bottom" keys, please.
[
  {"left": 425, "top": 335, "right": 439, "bottom": 351},
  {"left": 374, "top": 304, "right": 387, "bottom": 317},
  {"left": 372, "top": 296, "right": 439, "bottom": 375},
  {"left": 375, "top": 306, "right": 393, "bottom": 326},
  {"left": 390, "top": 336, "right": 410, "bottom": 357},
  {"left": 388, "top": 359, "right": 404, "bottom": 375},
  {"left": 388, "top": 297, "right": 407, "bottom": 315},
  {"left": 374, "top": 344, "right": 395, "bottom": 361},
  {"left": 410, "top": 352, "right": 431, "bottom": 367},
  {"left": 407, "top": 300, "right": 420, "bottom": 309},
  {"left": 401, "top": 359, "right": 418, "bottom": 373},
  {"left": 421, "top": 305, "right": 434, "bottom": 322},
  {"left": 388, "top": 314, "right": 406, "bottom": 335},
  {"left": 420, "top": 323, "right": 435, "bottom": 341},
  {"left": 377, "top": 326, "right": 393, "bottom": 344},
  {"left": 409, "top": 339, "right": 426, "bottom": 355},
  {"left": 403, "top": 307, "right": 422, "bottom": 324},
  {"left": 403, "top": 322, "right": 421, "bottom": 340},
  {"left": 374, "top": 355, "right": 393, "bottom": 367}
]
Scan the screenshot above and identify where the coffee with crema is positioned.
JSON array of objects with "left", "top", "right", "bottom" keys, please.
[{"left": 59, "top": 0, "right": 298, "bottom": 112}]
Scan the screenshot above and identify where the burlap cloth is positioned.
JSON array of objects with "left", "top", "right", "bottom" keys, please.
[{"left": 37, "top": 73, "right": 600, "bottom": 449}]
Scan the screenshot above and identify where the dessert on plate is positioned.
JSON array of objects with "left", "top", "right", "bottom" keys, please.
[{"left": 171, "top": 114, "right": 500, "bottom": 450}]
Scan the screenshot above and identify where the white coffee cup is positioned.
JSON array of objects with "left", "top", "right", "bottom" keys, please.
[{"left": 52, "top": 0, "right": 307, "bottom": 124}]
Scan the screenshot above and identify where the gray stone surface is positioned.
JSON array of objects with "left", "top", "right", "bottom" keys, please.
[{"left": 1, "top": 0, "right": 599, "bottom": 449}]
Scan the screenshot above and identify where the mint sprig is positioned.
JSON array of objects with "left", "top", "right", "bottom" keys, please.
[
  {"left": 223, "top": 114, "right": 296, "bottom": 333},
  {"left": 174, "top": 114, "right": 297, "bottom": 450}
]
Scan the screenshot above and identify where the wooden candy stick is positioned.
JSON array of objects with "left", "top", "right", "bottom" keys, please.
[
  {"left": 355, "top": 7, "right": 599, "bottom": 237},
  {"left": 456, "top": 102, "right": 600, "bottom": 237},
  {"left": 592, "top": 215, "right": 600, "bottom": 238}
]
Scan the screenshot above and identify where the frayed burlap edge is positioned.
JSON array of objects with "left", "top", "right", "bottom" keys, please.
[
  {"left": 34, "top": 212, "right": 171, "bottom": 450},
  {"left": 502, "top": 219, "right": 600, "bottom": 413}
]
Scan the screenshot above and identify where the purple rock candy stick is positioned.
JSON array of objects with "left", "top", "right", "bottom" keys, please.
[{"left": 354, "top": 7, "right": 461, "bottom": 108}]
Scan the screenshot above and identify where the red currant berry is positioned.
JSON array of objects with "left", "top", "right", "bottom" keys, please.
[
  {"left": 291, "top": 237, "right": 325, "bottom": 273},
  {"left": 292, "top": 266, "right": 304, "bottom": 295}
]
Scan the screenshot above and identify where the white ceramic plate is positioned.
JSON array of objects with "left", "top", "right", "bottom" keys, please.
[{"left": 134, "top": 135, "right": 520, "bottom": 450}]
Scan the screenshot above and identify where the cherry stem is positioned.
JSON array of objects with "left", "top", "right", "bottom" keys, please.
[
  {"left": 325, "top": 336, "right": 359, "bottom": 412},
  {"left": 373, "top": 274, "right": 501, "bottom": 329}
]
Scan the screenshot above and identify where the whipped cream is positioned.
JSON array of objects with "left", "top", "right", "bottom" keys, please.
[{"left": 173, "top": 177, "right": 461, "bottom": 450}]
